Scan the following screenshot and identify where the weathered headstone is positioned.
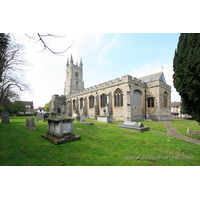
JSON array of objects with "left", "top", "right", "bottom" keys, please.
[
  {"left": 80, "top": 114, "right": 86, "bottom": 122},
  {"left": 1, "top": 112, "right": 10, "bottom": 123},
  {"left": 26, "top": 117, "right": 36, "bottom": 130},
  {"left": 37, "top": 113, "right": 42, "bottom": 121}
]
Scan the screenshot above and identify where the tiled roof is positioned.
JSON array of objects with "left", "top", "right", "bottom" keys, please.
[
  {"left": 139, "top": 72, "right": 166, "bottom": 83},
  {"left": 171, "top": 102, "right": 181, "bottom": 107}
]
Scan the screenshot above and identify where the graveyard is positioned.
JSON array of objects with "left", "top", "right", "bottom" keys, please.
[{"left": 0, "top": 115, "right": 200, "bottom": 166}]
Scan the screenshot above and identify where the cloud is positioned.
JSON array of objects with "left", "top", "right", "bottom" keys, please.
[
  {"left": 98, "top": 34, "right": 120, "bottom": 65},
  {"left": 130, "top": 62, "right": 181, "bottom": 102}
]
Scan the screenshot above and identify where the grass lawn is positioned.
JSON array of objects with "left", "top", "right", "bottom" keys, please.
[
  {"left": 170, "top": 119, "right": 200, "bottom": 140},
  {"left": 0, "top": 116, "right": 200, "bottom": 166}
]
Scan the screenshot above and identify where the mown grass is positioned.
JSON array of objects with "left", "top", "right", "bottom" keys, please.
[
  {"left": 0, "top": 116, "right": 200, "bottom": 166},
  {"left": 170, "top": 119, "right": 200, "bottom": 140},
  {"left": 139, "top": 121, "right": 167, "bottom": 133}
]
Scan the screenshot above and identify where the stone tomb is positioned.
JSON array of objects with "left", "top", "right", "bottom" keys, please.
[
  {"left": 41, "top": 118, "right": 81, "bottom": 145},
  {"left": 118, "top": 122, "right": 149, "bottom": 132},
  {"left": 26, "top": 117, "right": 36, "bottom": 130},
  {"left": 1, "top": 112, "right": 10, "bottom": 123},
  {"left": 97, "top": 110, "right": 112, "bottom": 123}
]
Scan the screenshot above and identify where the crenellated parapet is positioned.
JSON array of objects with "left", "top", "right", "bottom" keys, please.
[{"left": 66, "top": 75, "right": 147, "bottom": 98}]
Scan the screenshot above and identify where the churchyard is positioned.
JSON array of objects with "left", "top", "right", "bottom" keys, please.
[{"left": 0, "top": 116, "right": 200, "bottom": 166}]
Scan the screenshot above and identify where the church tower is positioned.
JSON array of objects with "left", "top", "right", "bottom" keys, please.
[{"left": 64, "top": 55, "right": 84, "bottom": 95}]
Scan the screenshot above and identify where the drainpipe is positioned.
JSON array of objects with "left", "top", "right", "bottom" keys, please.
[{"left": 145, "top": 90, "right": 146, "bottom": 119}]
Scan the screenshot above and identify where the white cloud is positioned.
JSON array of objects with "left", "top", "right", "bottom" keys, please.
[
  {"left": 98, "top": 34, "right": 120, "bottom": 65},
  {"left": 130, "top": 62, "right": 181, "bottom": 102}
]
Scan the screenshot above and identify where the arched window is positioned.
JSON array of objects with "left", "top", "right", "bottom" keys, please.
[
  {"left": 89, "top": 95, "right": 94, "bottom": 108},
  {"left": 101, "top": 94, "right": 107, "bottom": 107},
  {"left": 133, "top": 90, "right": 141, "bottom": 107},
  {"left": 75, "top": 72, "right": 78, "bottom": 78},
  {"left": 80, "top": 98, "right": 83, "bottom": 109},
  {"left": 164, "top": 92, "right": 168, "bottom": 108},
  {"left": 114, "top": 88, "right": 123, "bottom": 107},
  {"left": 73, "top": 100, "right": 75, "bottom": 109},
  {"left": 147, "top": 97, "right": 154, "bottom": 107}
]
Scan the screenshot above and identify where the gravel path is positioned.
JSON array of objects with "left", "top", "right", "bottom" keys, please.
[{"left": 151, "top": 121, "right": 200, "bottom": 145}]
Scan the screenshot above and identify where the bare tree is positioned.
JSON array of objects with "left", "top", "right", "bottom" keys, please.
[
  {"left": 25, "top": 33, "right": 74, "bottom": 55},
  {"left": 0, "top": 35, "right": 30, "bottom": 110}
]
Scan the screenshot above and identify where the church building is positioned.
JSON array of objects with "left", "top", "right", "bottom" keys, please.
[{"left": 49, "top": 55, "right": 172, "bottom": 121}]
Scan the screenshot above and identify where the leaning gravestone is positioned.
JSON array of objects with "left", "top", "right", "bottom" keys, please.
[
  {"left": 1, "top": 112, "right": 10, "bottom": 123},
  {"left": 26, "top": 117, "right": 36, "bottom": 130},
  {"left": 37, "top": 113, "right": 42, "bottom": 122}
]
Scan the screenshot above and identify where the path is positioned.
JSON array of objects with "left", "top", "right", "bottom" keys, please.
[{"left": 151, "top": 121, "right": 200, "bottom": 145}]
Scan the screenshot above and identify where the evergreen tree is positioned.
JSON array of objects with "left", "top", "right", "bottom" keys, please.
[{"left": 173, "top": 33, "right": 200, "bottom": 123}]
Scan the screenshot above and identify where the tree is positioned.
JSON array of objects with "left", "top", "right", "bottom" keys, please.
[
  {"left": 0, "top": 33, "right": 30, "bottom": 110},
  {"left": 44, "top": 101, "right": 50, "bottom": 112},
  {"left": 10, "top": 101, "right": 26, "bottom": 114},
  {"left": 173, "top": 33, "right": 200, "bottom": 123},
  {"left": 25, "top": 33, "right": 74, "bottom": 55}
]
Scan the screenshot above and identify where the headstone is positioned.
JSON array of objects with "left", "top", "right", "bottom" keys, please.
[
  {"left": 1, "top": 112, "right": 10, "bottom": 123},
  {"left": 80, "top": 114, "right": 86, "bottom": 122},
  {"left": 37, "top": 113, "right": 42, "bottom": 121},
  {"left": 26, "top": 117, "right": 36, "bottom": 130},
  {"left": 187, "top": 128, "right": 191, "bottom": 135},
  {"left": 119, "top": 122, "right": 149, "bottom": 132}
]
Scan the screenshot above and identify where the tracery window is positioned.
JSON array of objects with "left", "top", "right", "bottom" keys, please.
[
  {"left": 101, "top": 94, "right": 107, "bottom": 107},
  {"left": 147, "top": 97, "right": 154, "bottom": 108},
  {"left": 133, "top": 90, "right": 141, "bottom": 107},
  {"left": 89, "top": 95, "right": 94, "bottom": 108},
  {"left": 164, "top": 92, "right": 168, "bottom": 108},
  {"left": 73, "top": 100, "right": 75, "bottom": 109},
  {"left": 114, "top": 88, "right": 123, "bottom": 107},
  {"left": 80, "top": 98, "right": 83, "bottom": 109}
]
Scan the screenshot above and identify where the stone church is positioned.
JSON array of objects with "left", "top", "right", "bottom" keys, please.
[{"left": 49, "top": 55, "right": 172, "bottom": 121}]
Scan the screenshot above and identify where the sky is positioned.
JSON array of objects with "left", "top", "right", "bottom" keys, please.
[{"left": 13, "top": 33, "right": 181, "bottom": 108}]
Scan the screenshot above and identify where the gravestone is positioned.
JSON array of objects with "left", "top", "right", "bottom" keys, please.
[
  {"left": 1, "top": 112, "right": 10, "bottom": 123},
  {"left": 26, "top": 117, "right": 36, "bottom": 130},
  {"left": 119, "top": 122, "right": 149, "bottom": 132},
  {"left": 37, "top": 113, "right": 42, "bottom": 121},
  {"left": 80, "top": 114, "right": 86, "bottom": 122}
]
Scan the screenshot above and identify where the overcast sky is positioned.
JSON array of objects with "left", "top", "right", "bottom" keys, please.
[{"left": 13, "top": 33, "right": 180, "bottom": 108}]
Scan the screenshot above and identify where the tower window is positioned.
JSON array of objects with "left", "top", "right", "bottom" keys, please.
[
  {"left": 76, "top": 81, "right": 78, "bottom": 86},
  {"left": 75, "top": 72, "right": 79, "bottom": 78}
]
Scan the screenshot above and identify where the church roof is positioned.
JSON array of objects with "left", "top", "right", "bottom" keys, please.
[{"left": 139, "top": 72, "right": 166, "bottom": 83}]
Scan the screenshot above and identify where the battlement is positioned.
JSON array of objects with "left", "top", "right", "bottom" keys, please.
[
  {"left": 52, "top": 94, "right": 66, "bottom": 99},
  {"left": 66, "top": 75, "right": 147, "bottom": 98}
]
